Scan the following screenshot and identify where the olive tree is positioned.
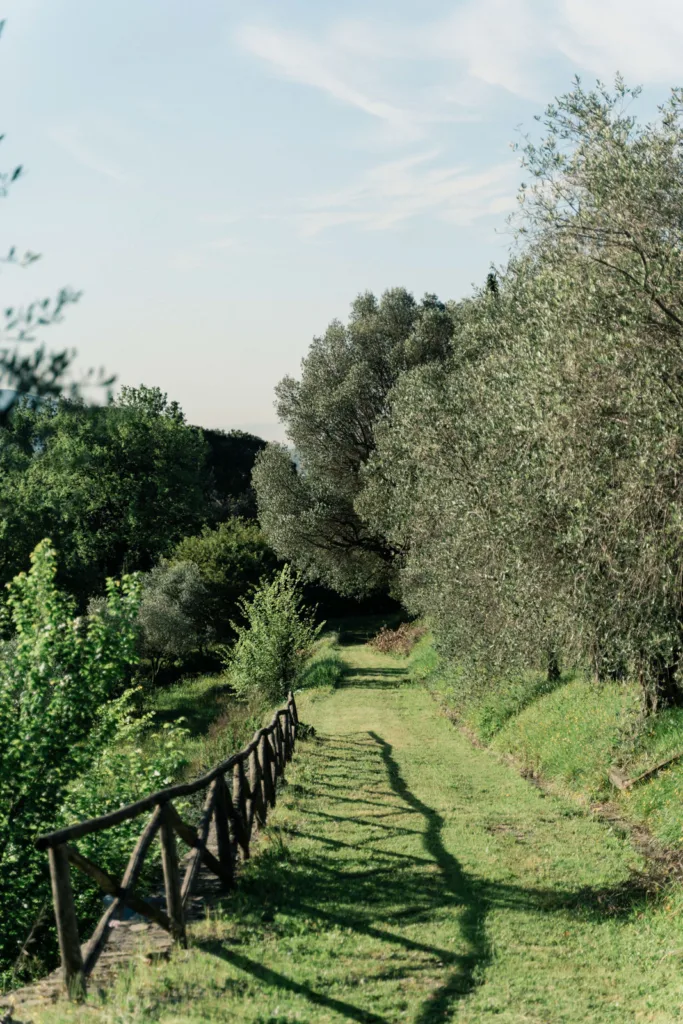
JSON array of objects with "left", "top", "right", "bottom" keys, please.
[
  {"left": 137, "top": 561, "right": 208, "bottom": 680},
  {"left": 253, "top": 288, "right": 453, "bottom": 596}
]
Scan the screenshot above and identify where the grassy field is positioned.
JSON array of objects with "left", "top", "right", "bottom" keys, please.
[{"left": 30, "top": 631, "right": 683, "bottom": 1023}]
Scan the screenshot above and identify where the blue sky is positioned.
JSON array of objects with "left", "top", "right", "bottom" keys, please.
[{"left": 1, "top": 0, "right": 682, "bottom": 439}]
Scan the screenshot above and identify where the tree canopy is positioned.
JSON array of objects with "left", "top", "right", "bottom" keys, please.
[
  {"left": 253, "top": 288, "right": 454, "bottom": 596},
  {"left": 0, "top": 386, "right": 209, "bottom": 598},
  {"left": 361, "top": 79, "right": 683, "bottom": 709}
]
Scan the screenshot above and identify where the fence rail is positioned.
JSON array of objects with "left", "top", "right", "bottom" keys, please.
[{"left": 35, "top": 692, "right": 299, "bottom": 998}]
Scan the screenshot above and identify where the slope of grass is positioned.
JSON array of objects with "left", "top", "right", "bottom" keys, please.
[
  {"left": 491, "top": 678, "right": 638, "bottom": 798},
  {"left": 419, "top": 636, "right": 683, "bottom": 851},
  {"left": 296, "top": 633, "right": 345, "bottom": 693},
  {"left": 29, "top": 629, "right": 683, "bottom": 1023},
  {"left": 146, "top": 672, "right": 260, "bottom": 777}
]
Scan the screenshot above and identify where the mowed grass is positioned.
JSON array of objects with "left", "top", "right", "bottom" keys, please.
[{"left": 30, "top": 637, "right": 683, "bottom": 1023}]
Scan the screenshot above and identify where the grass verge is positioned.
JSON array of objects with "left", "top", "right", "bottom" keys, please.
[{"left": 416, "top": 635, "right": 683, "bottom": 851}]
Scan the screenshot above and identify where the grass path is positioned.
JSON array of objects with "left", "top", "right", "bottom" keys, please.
[{"left": 36, "top": 637, "right": 683, "bottom": 1023}]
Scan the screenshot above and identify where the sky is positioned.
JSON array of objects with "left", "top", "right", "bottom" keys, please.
[{"left": 1, "top": 0, "right": 682, "bottom": 440}]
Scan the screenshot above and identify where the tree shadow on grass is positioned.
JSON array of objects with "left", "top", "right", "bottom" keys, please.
[
  {"left": 197, "top": 730, "right": 663, "bottom": 1023},
  {"left": 197, "top": 729, "right": 489, "bottom": 1022},
  {"left": 200, "top": 942, "right": 392, "bottom": 1024},
  {"left": 338, "top": 666, "right": 410, "bottom": 690},
  {"left": 367, "top": 730, "right": 489, "bottom": 1022}
]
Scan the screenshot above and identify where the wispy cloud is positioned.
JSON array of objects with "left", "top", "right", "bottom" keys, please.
[
  {"left": 296, "top": 152, "right": 519, "bottom": 236},
  {"left": 429, "top": 0, "right": 683, "bottom": 100},
  {"left": 235, "top": 2, "right": 682, "bottom": 242},
  {"left": 236, "top": 23, "right": 416, "bottom": 135},
  {"left": 238, "top": 1, "right": 683, "bottom": 123},
  {"left": 428, "top": 0, "right": 550, "bottom": 101},
  {"left": 48, "top": 124, "right": 132, "bottom": 184},
  {"left": 558, "top": 0, "right": 683, "bottom": 83}
]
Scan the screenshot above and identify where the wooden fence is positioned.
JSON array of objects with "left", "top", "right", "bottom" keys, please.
[{"left": 35, "top": 692, "right": 299, "bottom": 998}]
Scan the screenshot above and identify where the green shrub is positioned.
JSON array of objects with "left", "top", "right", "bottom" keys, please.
[
  {"left": 172, "top": 519, "right": 276, "bottom": 640},
  {"left": 223, "top": 566, "right": 322, "bottom": 705},
  {"left": 0, "top": 540, "right": 140, "bottom": 985},
  {"left": 60, "top": 690, "right": 190, "bottom": 922},
  {"left": 136, "top": 560, "right": 208, "bottom": 680}
]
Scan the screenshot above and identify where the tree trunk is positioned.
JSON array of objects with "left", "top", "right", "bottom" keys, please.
[
  {"left": 640, "top": 652, "right": 683, "bottom": 714},
  {"left": 547, "top": 651, "right": 561, "bottom": 683}
]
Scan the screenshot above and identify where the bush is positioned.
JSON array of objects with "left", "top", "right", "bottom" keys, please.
[
  {"left": 370, "top": 622, "right": 427, "bottom": 656},
  {"left": 136, "top": 560, "right": 208, "bottom": 680},
  {"left": 0, "top": 540, "right": 140, "bottom": 984},
  {"left": 171, "top": 519, "right": 276, "bottom": 640},
  {"left": 60, "top": 690, "right": 190, "bottom": 928},
  {"left": 223, "top": 565, "right": 322, "bottom": 705}
]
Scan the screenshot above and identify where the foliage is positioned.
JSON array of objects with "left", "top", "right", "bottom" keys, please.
[
  {"left": 253, "top": 289, "right": 454, "bottom": 597},
  {"left": 0, "top": 386, "right": 210, "bottom": 599},
  {"left": 171, "top": 518, "right": 276, "bottom": 640},
  {"left": 224, "top": 565, "right": 322, "bottom": 704},
  {"left": 360, "top": 78, "right": 683, "bottom": 709},
  {"left": 201, "top": 429, "right": 266, "bottom": 520},
  {"left": 60, "top": 691, "right": 190, "bottom": 925},
  {"left": 137, "top": 560, "right": 208, "bottom": 680},
  {"left": 0, "top": 540, "right": 140, "bottom": 980}
]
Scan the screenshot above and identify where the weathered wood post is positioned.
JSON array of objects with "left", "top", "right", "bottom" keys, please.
[
  {"left": 48, "top": 843, "right": 85, "bottom": 999},
  {"left": 288, "top": 691, "right": 299, "bottom": 729},
  {"left": 214, "top": 774, "right": 234, "bottom": 886},
  {"left": 258, "top": 733, "right": 272, "bottom": 818},
  {"left": 275, "top": 716, "right": 286, "bottom": 773},
  {"left": 232, "top": 759, "right": 250, "bottom": 859},
  {"left": 281, "top": 711, "right": 292, "bottom": 762},
  {"left": 266, "top": 730, "right": 278, "bottom": 804},
  {"left": 248, "top": 745, "right": 263, "bottom": 828},
  {"left": 159, "top": 804, "right": 186, "bottom": 945}
]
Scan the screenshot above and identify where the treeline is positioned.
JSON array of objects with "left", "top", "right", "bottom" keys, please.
[
  {"left": 255, "top": 78, "right": 683, "bottom": 713},
  {"left": 0, "top": 383, "right": 267, "bottom": 602}
]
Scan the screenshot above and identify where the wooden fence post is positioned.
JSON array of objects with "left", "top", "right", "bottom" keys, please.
[
  {"left": 249, "top": 745, "right": 265, "bottom": 827},
  {"left": 214, "top": 774, "right": 234, "bottom": 885},
  {"left": 282, "top": 712, "right": 292, "bottom": 762},
  {"left": 48, "top": 843, "right": 85, "bottom": 999},
  {"left": 266, "top": 730, "right": 278, "bottom": 802},
  {"left": 232, "top": 759, "right": 250, "bottom": 859},
  {"left": 275, "top": 716, "right": 286, "bottom": 773},
  {"left": 160, "top": 804, "right": 186, "bottom": 945},
  {"left": 258, "top": 734, "right": 272, "bottom": 817}
]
